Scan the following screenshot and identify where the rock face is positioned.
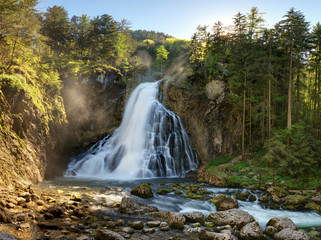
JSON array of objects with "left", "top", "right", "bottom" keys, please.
[
  {"left": 211, "top": 194, "right": 239, "bottom": 210},
  {"left": 207, "top": 209, "right": 255, "bottom": 228},
  {"left": 130, "top": 183, "right": 153, "bottom": 198},
  {"left": 274, "top": 228, "right": 310, "bottom": 240},
  {"left": 168, "top": 212, "right": 186, "bottom": 229},
  {"left": 119, "top": 197, "right": 158, "bottom": 215},
  {"left": 161, "top": 80, "right": 240, "bottom": 175},
  {"left": 0, "top": 80, "right": 67, "bottom": 189},
  {"left": 240, "top": 221, "right": 262, "bottom": 239}
]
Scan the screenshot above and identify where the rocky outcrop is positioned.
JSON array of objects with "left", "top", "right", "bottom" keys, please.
[
  {"left": 0, "top": 81, "right": 67, "bottom": 189},
  {"left": 161, "top": 80, "right": 240, "bottom": 175}
]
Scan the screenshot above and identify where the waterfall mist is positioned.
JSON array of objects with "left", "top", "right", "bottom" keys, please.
[{"left": 65, "top": 81, "right": 198, "bottom": 179}]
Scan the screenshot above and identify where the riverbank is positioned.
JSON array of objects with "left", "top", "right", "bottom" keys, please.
[{"left": 0, "top": 178, "right": 320, "bottom": 240}]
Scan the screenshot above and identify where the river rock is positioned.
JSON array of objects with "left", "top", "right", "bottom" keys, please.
[
  {"left": 0, "top": 231, "right": 17, "bottom": 240},
  {"left": 131, "top": 183, "right": 153, "bottom": 198},
  {"left": 128, "top": 221, "right": 144, "bottom": 230},
  {"left": 157, "top": 189, "right": 171, "bottom": 195},
  {"left": 274, "top": 228, "right": 310, "bottom": 240},
  {"left": 184, "top": 211, "right": 205, "bottom": 225},
  {"left": 45, "top": 205, "right": 65, "bottom": 218},
  {"left": 284, "top": 195, "right": 306, "bottom": 210},
  {"left": 240, "top": 221, "right": 262, "bottom": 239},
  {"left": 119, "top": 197, "right": 158, "bottom": 215},
  {"left": 200, "top": 230, "right": 238, "bottom": 240},
  {"left": 211, "top": 194, "right": 238, "bottom": 210},
  {"left": 158, "top": 222, "right": 169, "bottom": 231},
  {"left": 264, "top": 226, "right": 278, "bottom": 237},
  {"left": 168, "top": 212, "right": 186, "bottom": 229},
  {"left": 146, "top": 220, "right": 161, "bottom": 227},
  {"left": 96, "top": 229, "right": 126, "bottom": 240},
  {"left": 267, "top": 217, "right": 297, "bottom": 231},
  {"left": 259, "top": 195, "right": 269, "bottom": 203},
  {"left": 142, "top": 228, "right": 155, "bottom": 234},
  {"left": 207, "top": 209, "right": 255, "bottom": 228}
]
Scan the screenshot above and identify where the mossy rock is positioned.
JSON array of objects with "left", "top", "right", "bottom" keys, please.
[
  {"left": 131, "top": 183, "right": 153, "bottom": 199},
  {"left": 157, "top": 189, "right": 171, "bottom": 195},
  {"left": 175, "top": 190, "right": 182, "bottom": 195},
  {"left": 305, "top": 202, "right": 321, "bottom": 213},
  {"left": 210, "top": 194, "right": 238, "bottom": 210},
  {"left": 248, "top": 194, "right": 257, "bottom": 202},
  {"left": 284, "top": 195, "right": 306, "bottom": 209},
  {"left": 236, "top": 192, "right": 249, "bottom": 201},
  {"left": 183, "top": 192, "right": 204, "bottom": 200}
]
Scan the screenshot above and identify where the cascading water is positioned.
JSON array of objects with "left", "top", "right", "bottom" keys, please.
[{"left": 65, "top": 81, "right": 198, "bottom": 179}]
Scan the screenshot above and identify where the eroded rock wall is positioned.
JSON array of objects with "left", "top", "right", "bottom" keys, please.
[{"left": 161, "top": 80, "right": 241, "bottom": 173}]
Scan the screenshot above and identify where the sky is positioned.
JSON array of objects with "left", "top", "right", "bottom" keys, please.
[{"left": 36, "top": 0, "right": 321, "bottom": 39}]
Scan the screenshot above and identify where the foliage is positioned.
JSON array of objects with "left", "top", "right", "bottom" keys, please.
[{"left": 206, "top": 155, "right": 233, "bottom": 169}]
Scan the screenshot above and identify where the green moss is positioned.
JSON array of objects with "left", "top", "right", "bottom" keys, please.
[{"left": 207, "top": 156, "right": 234, "bottom": 169}]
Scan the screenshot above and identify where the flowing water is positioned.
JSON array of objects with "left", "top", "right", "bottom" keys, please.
[
  {"left": 54, "top": 81, "right": 321, "bottom": 234},
  {"left": 65, "top": 81, "right": 198, "bottom": 179}
]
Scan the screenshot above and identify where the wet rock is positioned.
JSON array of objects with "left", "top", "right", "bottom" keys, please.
[
  {"left": 267, "top": 217, "right": 297, "bottom": 231},
  {"left": 274, "top": 228, "right": 310, "bottom": 240},
  {"left": 46, "top": 205, "right": 65, "bottom": 218},
  {"left": 119, "top": 197, "right": 158, "bottom": 215},
  {"left": 211, "top": 194, "right": 238, "bottom": 210},
  {"left": 16, "top": 197, "right": 26, "bottom": 205},
  {"left": 258, "top": 195, "right": 269, "bottom": 203},
  {"left": 118, "top": 227, "right": 134, "bottom": 234},
  {"left": 146, "top": 220, "right": 161, "bottom": 227},
  {"left": 305, "top": 202, "right": 320, "bottom": 213},
  {"left": 73, "top": 207, "right": 85, "bottom": 218},
  {"left": 240, "top": 221, "right": 262, "bottom": 239},
  {"left": 128, "top": 221, "right": 144, "bottom": 230},
  {"left": 185, "top": 227, "right": 204, "bottom": 234},
  {"left": 0, "top": 231, "right": 17, "bottom": 240},
  {"left": 37, "top": 222, "right": 63, "bottom": 230},
  {"left": 142, "top": 228, "right": 155, "bottom": 234},
  {"left": 168, "top": 212, "right": 186, "bottom": 229},
  {"left": 200, "top": 230, "right": 238, "bottom": 240},
  {"left": 130, "top": 183, "right": 153, "bottom": 198},
  {"left": 0, "top": 199, "right": 6, "bottom": 207},
  {"left": 157, "top": 189, "right": 171, "bottom": 195},
  {"left": 248, "top": 194, "right": 256, "bottom": 202},
  {"left": 264, "top": 226, "right": 278, "bottom": 237},
  {"left": 6, "top": 202, "right": 15, "bottom": 209},
  {"left": 96, "top": 229, "right": 126, "bottom": 240},
  {"left": 236, "top": 192, "right": 249, "bottom": 201},
  {"left": 175, "top": 190, "right": 182, "bottom": 195},
  {"left": 70, "top": 193, "right": 82, "bottom": 202},
  {"left": 159, "top": 222, "right": 169, "bottom": 231},
  {"left": 184, "top": 212, "right": 205, "bottom": 225},
  {"left": 207, "top": 209, "right": 255, "bottom": 228},
  {"left": 149, "top": 210, "right": 169, "bottom": 219}
]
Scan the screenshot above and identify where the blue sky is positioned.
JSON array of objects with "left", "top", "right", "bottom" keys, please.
[{"left": 36, "top": 0, "right": 321, "bottom": 39}]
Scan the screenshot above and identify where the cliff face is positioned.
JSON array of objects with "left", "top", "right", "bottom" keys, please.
[
  {"left": 0, "top": 85, "right": 66, "bottom": 189},
  {"left": 161, "top": 80, "right": 241, "bottom": 173}
]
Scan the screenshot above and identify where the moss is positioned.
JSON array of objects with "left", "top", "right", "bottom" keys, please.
[{"left": 157, "top": 189, "right": 171, "bottom": 195}]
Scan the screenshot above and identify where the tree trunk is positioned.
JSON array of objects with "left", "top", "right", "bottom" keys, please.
[
  {"left": 242, "top": 72, "right": 247, "bottom": 160},
  {"left": 296, "top": 71, "right": 300, "bottom": 124},
  {"left": 287, "top": 50, "right": 293, "bottom": 146}
]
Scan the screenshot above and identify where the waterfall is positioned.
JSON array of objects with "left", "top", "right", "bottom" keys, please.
[{"left": 65, "top": 81, "right": 198, "bottom": 179}]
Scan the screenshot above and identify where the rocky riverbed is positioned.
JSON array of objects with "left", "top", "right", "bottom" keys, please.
[{"left": 0, "top": 179, "right": 320, "bottom": 240}]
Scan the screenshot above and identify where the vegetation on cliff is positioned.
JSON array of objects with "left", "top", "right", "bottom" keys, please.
[{"left": 188, "top": 7, "right": 321, "bottom": 189}]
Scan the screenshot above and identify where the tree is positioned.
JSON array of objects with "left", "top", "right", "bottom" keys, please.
[
  {"left": 156, "top": 45, "right": 169, "bottom": 74},
  {"left": 277, "top": 8, "right": 310, "bottom": 142},
  {"left": 70, "top": 14, "right": 91, "bottom": 59},
  {"left": 41, "top": 5, "right": 70, "bottom": 57}
]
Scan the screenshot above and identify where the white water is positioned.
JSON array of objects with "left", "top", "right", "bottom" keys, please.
[{"left": 65, "top": 81, "right": 198, "bottom": 179}]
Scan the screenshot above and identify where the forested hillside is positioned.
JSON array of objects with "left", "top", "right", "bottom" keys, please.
[{"left": 188, "top": 7, "right": 321, "bottom": 189}]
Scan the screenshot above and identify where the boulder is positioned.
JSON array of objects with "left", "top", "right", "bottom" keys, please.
[
  {"left": 119, "top": 197, "right": 158, "bottom": 215},
  {"left": 130, "top": 183, "right": 153, "bottom": 198},
  {"left": 184, "top": 212, "right": 205, "bottom": 225},
  {"left": 207, "top": 209, "right": 255, "bottom": 228},
  {"left": 284, "top": 195, "right": 306, "bottom": 210},
  {"left": 200, "top": 230, "right": 238, "bottom": 240},
  {"left": 168, "top": 212, "right": 186, "bottom": 229},
  {"left": 274, "top": 228, "right": 310, "bottom": 240},
  {"left": 258, "top": 195, "right": 269, "bottom": 203},
  {"left": 211, "top": 194, "right": 238, "bottom": 210},
  {"left": 264, "top": 226, "right": 278, "bottom": 237},
  {"left": 96, "top": 229, "right": 126, "bottom": 240},
  {"left": 240, "top": 221, "right": 262, "bottom": 239},
  {"left": 267, "top": 217, "right": 297, "bottom": 231}
]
